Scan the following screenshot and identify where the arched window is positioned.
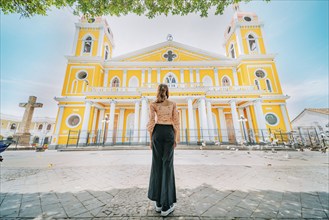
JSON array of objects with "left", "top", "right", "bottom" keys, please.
[
  {"left": 255, "top": 79, "right": 260, "bottom": 90},
  {"left": 33, "top": 136, "right": 40, "bottom": 144},
  {"left": 266, "top": 79, "right": 272, "bottom": 92},
  {"left": 230, "top": 44, "right": 236, "bottom": 58},
  {"left": 83, "top": 36, "right": 93, "bottom": 53},
  {"left": 111, "top": 77, "right": 120, "bottom": 87},
  {"left": 105, "top": 45, "right": 109, "bottom": 60},
  {"left": 128, "top": 76, "right": 139, "bottom": 91},
  {"left": 10, "top": 123, "right": 17, "bottom": 130},
  {"left": 165, "top": 73, "right": 177, "bottom": 88},
  {"left": 71, "top": 80, "right": 78, "bottom": 94},
  {"left": 82, "top": 80, "right": 89, "bottom": 92},
  {"left": 247, "top": 34, "right": 258, "bottom": 52},
  {"left": 222, "top": 76, "right": 231, "bottom": 86},
  {"left": 47, "top": 124, "right": 52, "bottom": 130},
  {"left": 38, "top": 124, "right": 43, "bottom": 130},
  {"left": 202, "top": 76, "right": 213, "bottom": 86}
]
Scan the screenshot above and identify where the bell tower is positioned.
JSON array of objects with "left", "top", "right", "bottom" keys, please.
[
  {"left": 224, "top": 4, "right": 267, "bottom": 58},
  {"left": 71, "top": 16, "right": 114, "bottom": 60}
]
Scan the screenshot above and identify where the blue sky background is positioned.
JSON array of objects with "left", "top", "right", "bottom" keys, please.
[{"left": 1, "top": 0, "right": 328, "bottom": 120}]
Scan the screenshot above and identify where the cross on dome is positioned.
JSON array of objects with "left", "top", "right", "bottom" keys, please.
[
  {"left": 233, "top": 3, "right": 240, "bottom": 12},
  {"left": 167, "top": 34, "right": 173, "bottom": 41}
]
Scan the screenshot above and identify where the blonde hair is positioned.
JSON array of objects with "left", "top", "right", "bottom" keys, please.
[{"left": 155, "top": 84, "right": 169, "bottom": 103}]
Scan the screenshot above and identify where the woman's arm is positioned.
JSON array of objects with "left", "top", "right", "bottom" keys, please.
[
  {"left": 172, "top": 102, "right": 180, "bottom": 145},
  {"left": 147, "top": 103, "right": 156, "bottom": 149}
]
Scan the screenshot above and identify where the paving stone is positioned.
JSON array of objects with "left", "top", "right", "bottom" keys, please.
[
  {"left": 225, "top": 206, "right": 253, "bottom": 217},
  {"left": 277, "top": 208, "right": 302, "bottom": 218},
  {"left": 0, "top": 207, "right": 20, "bottom": 218},
  {"left": 1, "top": 150, "right": 328, "bottom": 219},
  {"left": 236, "top": 198, "right": 259, "bottom": 211},
  {"left": 201, "top": 204, "right": 228, "bottom": 217},
  {"left": 0, "top": 193, "right": 7, "bottom": 206},
  {"left": 302, "top": 207, "right": 328, "bottom": 218},
  {"left": 251, "top": 206, "right": 278, "bottom": 218},
  {"left": 19, "top": 206, "right": 43, "bottom": 217}
]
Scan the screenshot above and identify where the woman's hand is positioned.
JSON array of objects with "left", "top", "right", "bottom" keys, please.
[
  {"left": 149, "top": 142, "right": 152, "bottom": 150},
  {"left": 173, "top": 140, "right": 177, "bottom": 149}
]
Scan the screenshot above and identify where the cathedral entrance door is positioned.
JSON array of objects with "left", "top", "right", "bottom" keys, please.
[
  {"left": 225, "top": 114, "right": 236, "bottom": 143},
  {"left": 112, "top": 114, "right": 119, "bottom": 144}
]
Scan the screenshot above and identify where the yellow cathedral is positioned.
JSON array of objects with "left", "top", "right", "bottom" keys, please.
[{"left": 52, "top": 6, "right": 292, "bottom": 147}]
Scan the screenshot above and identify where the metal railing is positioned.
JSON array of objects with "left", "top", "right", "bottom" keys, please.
[
  {"left": 85, "top": 83, "right": 261, "bottom": 96},
  {"left": 63, "top": 127, "right": 329, "bottom": 149}
]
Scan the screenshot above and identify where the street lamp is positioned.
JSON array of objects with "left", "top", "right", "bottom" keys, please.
[{"left": 238, "top": 115, "right": 248, "bottom": 143}]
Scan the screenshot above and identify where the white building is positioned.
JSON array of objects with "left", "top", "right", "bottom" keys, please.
[
  {"left": 0, "top": 113, "right": 55, "bottom": 145},
  {"left": 291, "top": 108, "right": 329, "bottom": 135}
]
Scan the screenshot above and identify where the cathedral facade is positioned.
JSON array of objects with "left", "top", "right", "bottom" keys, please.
[{"left": 52, "top": 8, "right": 291, "bottom": 146}]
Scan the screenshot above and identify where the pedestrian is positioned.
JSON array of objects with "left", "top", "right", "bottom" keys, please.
[{"left": 147, "top": 83, "right": 180, "bottom": 217}]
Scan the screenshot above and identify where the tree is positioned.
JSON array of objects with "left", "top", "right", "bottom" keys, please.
[{"left": 0, "top": 0, "right": 269, "bottom": 18}]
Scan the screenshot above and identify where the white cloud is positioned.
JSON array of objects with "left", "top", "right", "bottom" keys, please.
[{"left": 282, "top": 75, "right": 329, "bottom": 119}]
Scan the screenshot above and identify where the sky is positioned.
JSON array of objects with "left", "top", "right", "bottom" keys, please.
[{"left": 0, "top": 0, "right": 328, "bottom": 120}]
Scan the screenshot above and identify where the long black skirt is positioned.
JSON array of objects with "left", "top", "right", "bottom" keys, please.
[{"left": 148, "top": 124, "right": 177, "bottom": 207}]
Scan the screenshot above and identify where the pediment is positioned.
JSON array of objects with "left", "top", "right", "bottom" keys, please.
[{"left": 111, "top": 41, "right": 230, "bottom": 62}]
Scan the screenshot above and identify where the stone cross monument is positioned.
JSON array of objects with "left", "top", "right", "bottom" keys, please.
[{"left": 15, "top": 96, "right": 43, "bottom": 146}]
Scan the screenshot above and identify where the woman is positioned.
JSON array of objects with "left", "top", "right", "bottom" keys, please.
[{"left": 147, "top": 83, "right": 180, "bottom": 217}]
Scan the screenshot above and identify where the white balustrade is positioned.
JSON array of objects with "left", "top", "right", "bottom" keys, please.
[{"left": 85, "top": 84, "right": 260, "bottom": 95}]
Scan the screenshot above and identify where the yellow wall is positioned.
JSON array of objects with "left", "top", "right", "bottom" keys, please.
[{"left": 225, "top": 33, "right": 239, "bottom": 57}]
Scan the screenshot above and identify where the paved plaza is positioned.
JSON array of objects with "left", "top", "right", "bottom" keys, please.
[{"left": 0, "top": 149, "right": 328, "bottom": 219}]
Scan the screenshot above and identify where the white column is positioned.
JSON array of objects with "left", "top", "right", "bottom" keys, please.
[
  {"left": 182, "top": 108, "right": 187, "bottom": 142},
  {"left": 103, "top": 70, "right": 109, "bottom": 87},
  {"left": 193, "top": 109, "right": 198, "bottom": 136},
  {"left": 254, "top": 99, "right": 268, "bottom": 140},
  {"left": 71, "top": 26, "right": 79, "bottom": 55},
  {"left": 217, "top": 108, "right": 228, "bottom": 142},
  {"left": 53, "top": 106, "right": 64, "bottom": 145},
  {"left": 180, "top": 69, "right": 184, "bottom": 85},
  {"left": 140, "top": 97, "right": 148, "bottom": 142},
  {"left": 238, "top": 108, "right": 247, "bottom": 140},
  {"left": 122, "top": 69, "right": 127, "bottom": 88},
  {"left": 142, "top": 69, "right": 145, "bottom": 86},
  {"left": 280, "top": 104, "right": 291, "bottom": 132},
  {"left": 214, "top": 68, "right": 219, "bottom": 86},
  {"left": 157, "top": 68, "right": 160, "bottom": 82},
  {"left": 97, "top": 27, "right": 104, "bottom": 57},
  {"left": 106, "top": 100, "right": 116, "bottom": 143},
  {"left": 97, "top": 109, "right": 105, "bottom": 131},
  {"left": 230, "top": 100, "right": 242, "bottom": 143},
  {"left": 91, "top": 107, "right": 98, "bottom": 143},
  {"left": 148, "top": 68, "right": 152, "bottom": 85},
  {"left": 246, "top": 105, "right": 255, "bottom": 140},
  {"left": 42, "top": 122, "right": 47, "bottom": 132},
  {"left": 206, "top": 100, "right": 215, "bottom": 141},
  {"left": 187, "top": 97, "right": 196, "bottom": 142},
  {"left": 133, "top": 100, "right": 140, "bottom": 142},
  {"left": 79, "top": 101, "right": 92, "bottom": 144},
  {"left": 6, "top": 122, "right": 11, "bottom": 130},
  {"left": 198, "top": 98, "right": 209, "bottom": 141},
  {"left": 117, "top": 108, "right": 125, "bottom": 143},
  {"left": 235, "top": 26, "right": 244, "bottom": 56},
  {"left": 196, "top": 68, "right": 200, "bottom": 83},
  {"left": 189, "top": 68, "right": 194, "bottom": 84},
  {"left": 233, "top": 67, "right": 239, "bottom": 86}
]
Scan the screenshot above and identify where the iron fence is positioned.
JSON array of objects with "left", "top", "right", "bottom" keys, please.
[{"left": 64, "top": 126, "right": 329, "bottom": 149}]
